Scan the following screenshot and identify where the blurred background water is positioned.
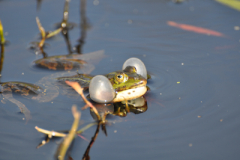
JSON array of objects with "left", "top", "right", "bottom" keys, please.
[{"left": 0, "top": 0, "right": 240, "bottom": 159}]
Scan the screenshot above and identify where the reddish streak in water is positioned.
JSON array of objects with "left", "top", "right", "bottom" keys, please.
[
  {"left": 167, "top": 21, "right": 225, "bottom": 37},
  {"left": 78, "top": 134, "right": 90, "bottom": 142}
]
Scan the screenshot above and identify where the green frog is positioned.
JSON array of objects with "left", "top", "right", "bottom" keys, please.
[{"left": 57, "top": 65, "right": 148, "bottom": 103}]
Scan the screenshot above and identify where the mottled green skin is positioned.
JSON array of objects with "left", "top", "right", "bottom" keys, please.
[{"left": 105, "top": 71, "right": 146, "bottom": 92}]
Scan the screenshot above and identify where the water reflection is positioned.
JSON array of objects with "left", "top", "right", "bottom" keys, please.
[
  {"left": 86, "top": 96, "right": 147, "bottom": 159},
  {"left": 31, "top": 0, "right": 90, "bottom": 70},
  {"left": 35, "top": 96, "right": 148, "bottom": 159}
]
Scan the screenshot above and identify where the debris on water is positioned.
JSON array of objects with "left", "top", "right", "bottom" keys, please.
[
  {"left": 220, "top": 119, "right": 223, "bottom": 122},
  {"left": 177, "top": 81, "right": 180, "bottom": 84},
  {"left": 93, "top": 0, "right": 99, "bottom": 5},
  {"left": 234, "top": 26, "right": 240, "bottom": 30},
  {"left": 128, "top": 19, "right": 133, "bottom": 24},
  {"left": 167, "top": 21, "right": 226, "bottom": 37},
  {"left": 181, "top": 63, "right": 184, "bottom": 65},
  {"left": 189, "top": 143, "right": 193, "bottom": 147},
  {"left": 198, "top": 115, "right": 202, "bottom": 118}
]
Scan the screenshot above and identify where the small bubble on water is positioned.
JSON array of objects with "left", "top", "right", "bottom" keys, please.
[
  {"left": 93, "top": 0, "right": 99, "bottom": 6},
  {"left": 160, "top": 93, "right": 162, "bottom": 95},
  {"left": 181, "top": 63, "right": 184, "bottom": 65},
  {"left": 22, "top": 72, "right": 24, "bottom": 75},
  {"left": 128, "top": 19, "right": 133, "bottom": 24},
  {"left": 189, "top": 143, "right": 193, "bottom": 147},
  {"left": 114, "top": 130, "right": 117, "bottom": 133},
  {"left": 234, "top": 26, "right": 240, "bottom": 30},
  {"left": 42, "top": 140, "right": 46, "bottom": 145},
  {"left": 178, "top": 97, "right": 181, "bottom": 100},
  {"left": 200, "top": 101, "right": 202, "bottom": 103}
]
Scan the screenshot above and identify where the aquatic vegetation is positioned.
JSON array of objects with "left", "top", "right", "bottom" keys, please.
[
  {"left": 216, "top": 0, "right": 240, "bottom": 11},
  {"left": 36, "top": 17, "right": 62, "bottom": 49},
  {"left": 35, "top": 105, "right": 97, "bottom": 159},
  {"left": 0, "top": 20, "right": 5, "bottom": 44},
  {"left": 33, "top": 50, "right": 105, "bottom": 71},
  {"left": 0, "top": 20, "right": 5, "bottom": 77}
]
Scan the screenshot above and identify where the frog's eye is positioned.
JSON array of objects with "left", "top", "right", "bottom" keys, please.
[
  {"left": 115, "top": 73, "right": 128, "bottom": 83},
  {"left": 117, "top": 75, "right": 123, "bottom": 79},
  {"left": 89, "top": 75, "right": 115, "bottom": 103},
  {"left": 122, "top": 57, "right": 147, "bottom": 79}
]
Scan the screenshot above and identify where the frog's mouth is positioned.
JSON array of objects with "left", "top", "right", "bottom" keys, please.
[
  {"left": 113, "top": 86, "right": 147, "bottom": 102},
  {"left": 112, "top": 77, "right": 147, "bottom": 102},
  {"left": 113, "top": 78, "right": 147, "bottom": 102}
]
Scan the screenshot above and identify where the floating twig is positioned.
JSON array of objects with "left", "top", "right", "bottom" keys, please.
[
  {"left": 35, "top": 126, "right": 67, "bottom": 138},
  {"left": 76, "top": 122, "right": 97, "bottom": 134},
  {"left": 65, "top": 81, "right": 101, "bottom": 120}
]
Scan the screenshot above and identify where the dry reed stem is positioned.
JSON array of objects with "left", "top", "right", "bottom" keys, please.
[
  {"left": 35, "top": 126, "right": 67, "bottom": 138},
  {"left": 58, "top": 105, "right": 81, "bottom": 160},
  {"left": 65, "top": 81, "right": 101, "bottom": 120}
]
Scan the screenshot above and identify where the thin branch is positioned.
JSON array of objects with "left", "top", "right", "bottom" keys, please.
[
  {"left": 57, "top": 105, "right": 81, "bottom": 160},
  {"left": 65, "top": 81, "right": 101, "bottom": 120},
  {"left": 35, "top": 126, "right": 67, "bottom": 138}
]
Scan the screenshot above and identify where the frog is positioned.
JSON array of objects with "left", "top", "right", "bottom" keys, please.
[{"left": 56, "top": 57, "right": 149, "bottom": 103}]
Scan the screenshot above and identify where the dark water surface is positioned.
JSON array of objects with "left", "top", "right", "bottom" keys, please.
[{"left": 1, "top": 0, "right": 240, "bottom": 159}]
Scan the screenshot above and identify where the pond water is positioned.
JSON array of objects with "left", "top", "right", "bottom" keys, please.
[{"left": 1, "top": 0, "right": 240, "bottom": 159}]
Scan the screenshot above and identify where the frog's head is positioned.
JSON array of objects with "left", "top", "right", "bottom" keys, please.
[{"left": 89, "top": 58, "right": 148, "bottom": 103}]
